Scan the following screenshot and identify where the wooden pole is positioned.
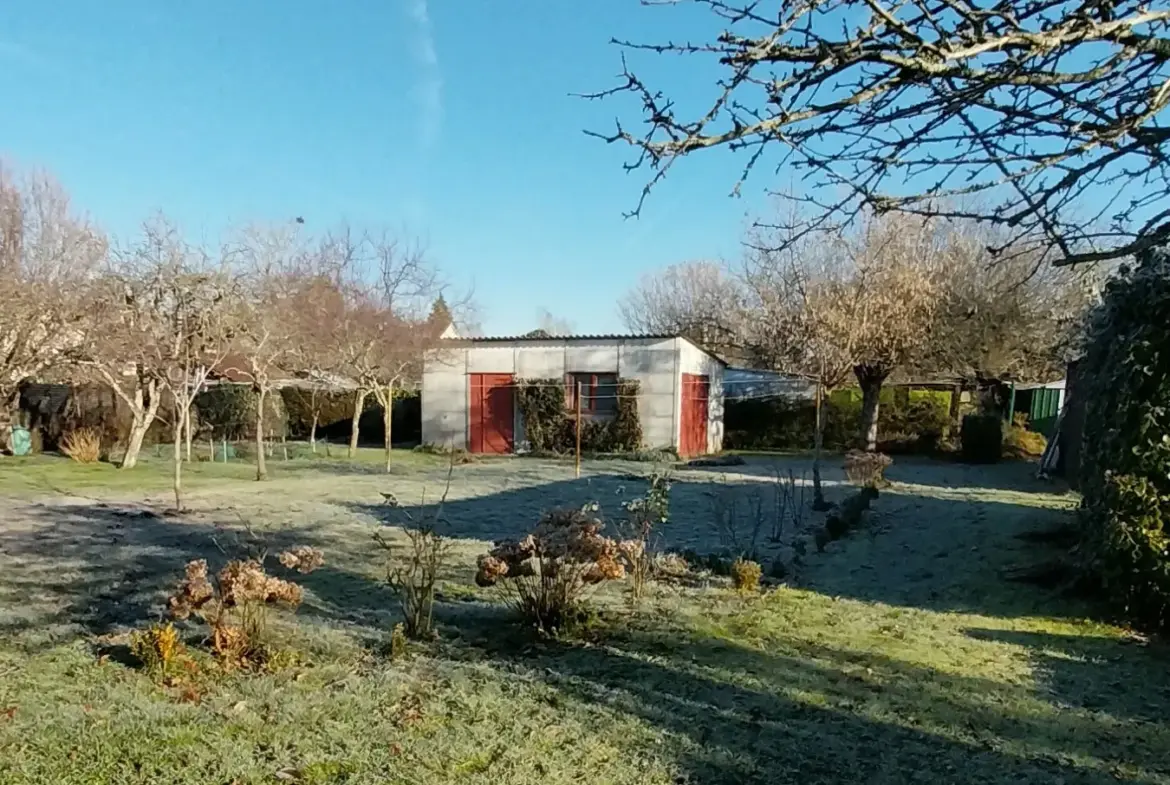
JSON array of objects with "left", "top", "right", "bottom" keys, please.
[{"left": 575, "top": 381, "right": 583, "bottom": 479}]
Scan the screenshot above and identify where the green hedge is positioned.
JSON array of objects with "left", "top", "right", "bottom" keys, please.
[
  {"left": 279, "top": 387, "right": 360, "bottom": 439},
  {"left": 1079, "top": 249, "right": 1170, "bottom": 630},
  {"left": 193, "top": 385, "right": 288, "bottom": 441},
  {"left": 724, "top": 388, "right": 951, "bottom": 453}
]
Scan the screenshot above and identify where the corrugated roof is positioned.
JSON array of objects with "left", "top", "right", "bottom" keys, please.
[{"left": 441, "top": 334, "right": 728, "bottom": 365}]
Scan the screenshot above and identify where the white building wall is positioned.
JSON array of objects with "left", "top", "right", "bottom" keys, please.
[
  {"left": 617, "top": 337, "right": 679, "bottom": 450},
  {"left": 676, "top": 338, "right": 725, "bottom": 454},
  {"left": 421, "top": 347, "right": 469, "bottom": 450},
  {"left": 421, "top": 336, "right": 723, "bottom": 454}
]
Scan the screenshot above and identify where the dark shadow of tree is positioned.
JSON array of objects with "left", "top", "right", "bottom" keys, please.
[
  {"left": 448, "top": 622, "right": 1169, "bottom": 785},
  {"left": 965, "top": 627, "right": 1170, "bottom": 726}
]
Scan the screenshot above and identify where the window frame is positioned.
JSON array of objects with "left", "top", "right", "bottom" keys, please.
[{"left": 566, "top": 372, "right": 619, "bottom": 415}]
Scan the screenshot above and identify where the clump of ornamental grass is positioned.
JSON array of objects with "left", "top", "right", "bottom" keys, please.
[
  {"left": 475, "top": 503, "right": 631, "bottom": 634},
  {"left": 129, "top": 621, "right": 185, "bottom": 676},
  {"left": 730, "top": 558, "right": 763, "bottom": 594},
  {"left": 168, "top": 547, "right": 323, "bottom": 670}
]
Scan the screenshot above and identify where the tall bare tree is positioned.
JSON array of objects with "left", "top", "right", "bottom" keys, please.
[
  {"left": 920, "top": 226, "right": 1101, "bottom": 386},
  {"left": 619, "top": 260, "right": 746, "bottom": 356},
  {"left": 586, "top": 0, "right": 1170, "bottom": 266},
  {"left": 745, "top": 213, "right": 942, "bottom": 451},
  {"left": 109, "top": 222, "right": 240, "bottom": 509},
  {"left": 360, "top": 233, "right": 443, "bottom": 473},
  {"left": 227, "top": 224, "right": 308, "bottom": 481},
  {"left": 535, "top": 308, "right": 575, "bottom": 337},
  {"left": 0, "top": 168, "right": 105, "bottom": 447}
]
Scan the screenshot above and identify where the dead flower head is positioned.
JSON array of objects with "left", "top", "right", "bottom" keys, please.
[
  {"left": 277, "top": 546, "right": 325, "bottom": 574},
  {"left": 168, "top": 559, "right": 216, "bottom": 620}
]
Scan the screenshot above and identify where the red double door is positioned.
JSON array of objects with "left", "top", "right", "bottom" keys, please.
[
  {"left": 469, "top": 373, "right": 515, "bottom": 454},
  {"left": 680, "top": 373, "right": 709, "bottom": 457}
]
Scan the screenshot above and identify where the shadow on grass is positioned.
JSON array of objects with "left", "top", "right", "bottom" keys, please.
[
  {"left": 965, "top": 627, "right": 1170, "bottom": 725},
  {"left": 452, "top": 622, "right": 1168, "bottom": 785},
  {"left": 0, "top": 500, "right": 376, "bottom": 650}
]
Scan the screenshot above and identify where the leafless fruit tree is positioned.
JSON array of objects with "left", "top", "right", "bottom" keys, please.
[
  {"left": 0, "top": 168, "right": 105, "bottom": 447},
  {"left": 586, "top": 0, "right": 1170, "bottom": 265}
]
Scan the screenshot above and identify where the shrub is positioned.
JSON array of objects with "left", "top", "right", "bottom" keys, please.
[
  {"left": 475, "top": 504, "right": 626, "bottom": 634},
  {"left": 724, "top": 388, "right": 954, "bottom": 452},
  {"left": 279, "top": 387, "right": 359, "bottom": 439},
  {"left": 60, "top": 427, "right": 103, "bottom": 463},
  {"left": 843, "top": 450, "right": 893, "bottom": 486},
  {"left": 1004, "top": 426, "right": 1048, "bottom": 459},
  {"left": 168, "top": 547, "right": 323, "bottom": 669},
  {"left": 1078, "top": 248, "right": 1170, "bottom": 630},
  {"left": 515, "top": 377, "right": 644, "bottom": 454},
  {"left": 378, "top": 522, "right": 451, "bottom": 640},
  {"left": 1095, "top": 474, "right": 1170, "bottom": 628},
  {"left": 707, "top": 484, "right": 767, "bottom": 560},
  {"left": 730, "top": 558, "right": 762, "bottom": 593},
  {"left": 961, "top": 414, "right": 1003, "bottom": 463},
  {"left": 822, "top": 487, "right": 878, "bottom": 544},
  {"left": 619, "top": 470, "right": 672, "bottom": 601},
  {"left": 129, "top": 622, "right": 185, "bottom": 676},
  {"left": 194, "top": 385, "right": 288, "bottom": 441},
  {"left": 516, "top": 379, "right": 571, "bottom": 453}
]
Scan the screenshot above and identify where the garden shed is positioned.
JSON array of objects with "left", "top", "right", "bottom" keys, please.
[{"left": 421, "top": 334, "right": 725, "bottom": 456}]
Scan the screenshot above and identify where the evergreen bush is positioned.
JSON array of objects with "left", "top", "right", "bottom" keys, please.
[
  {"left": 960, "top": 414, "right": 1003, "bottom": 463},
  {"left": 1079, "top": 248, "right": 1170, "bottom": 629},
  {"left": 194, "top": 385, "right": 288, "bottom": 441}
]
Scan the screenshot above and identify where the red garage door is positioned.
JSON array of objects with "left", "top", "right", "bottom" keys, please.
[
  {"left": 680, "top": 373, "right": 709, "bottom": 457},
  {"left": 469, "top": 373, "right": 514, "bottom": 454}
]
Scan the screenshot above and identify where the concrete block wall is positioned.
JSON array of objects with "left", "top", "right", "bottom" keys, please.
[
  {"left": 421, "top": 337, "right": 722, "bottom": 453},
  {"left": 421, "top": 347, "right": 469, "bottom": 450}
]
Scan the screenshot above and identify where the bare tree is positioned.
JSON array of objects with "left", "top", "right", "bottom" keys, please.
[
  {"left": 618, "top": 260, "right": 747, "bottom": 356},
  {"left": 0, "top": 168, "right": 105, "bottom": 446},
  {"left": 360, "top": 233, "right": 444, "bottom": 472},
  {"left": 227, "top": 224, "right": 307, "bottom": 481},
  {"left": 535, "top": 308, "right": 575, "bottom": 337},
  {"left": 109, "top": 222, "right": 240, "bottom": 510},
  {"left": 586, "top": 0, "right": 1170, "bottom": 266},
  {"left": 747, "top": 213, "right": 942, "bottom": 451},
  {"left": 919, "top": 226, "right": 1102, "bottom": 386},
  {"left": 80, "top": 263, "right": 171, "bottom": 470}
]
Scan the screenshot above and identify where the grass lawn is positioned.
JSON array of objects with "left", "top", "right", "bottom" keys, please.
[{"left": 0, "top": 454, "right": 1167, "bottom": 784}]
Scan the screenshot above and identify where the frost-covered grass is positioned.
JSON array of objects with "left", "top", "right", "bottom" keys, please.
[{"left": 1, "top": 455, "right": 1168, "bottom": 784}]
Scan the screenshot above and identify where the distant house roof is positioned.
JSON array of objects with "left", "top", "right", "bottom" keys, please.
[{"left": 443, "top": 333, "right": 729, "bottom": 366}]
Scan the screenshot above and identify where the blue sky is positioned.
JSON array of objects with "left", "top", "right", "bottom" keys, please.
[{"left": 0, "top": 1, "right": 769, "bottom": 335}]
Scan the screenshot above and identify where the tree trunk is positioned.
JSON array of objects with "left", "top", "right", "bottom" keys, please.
[
  {"left": 384, "top": 384, "right": 393, "bottom": 473},
  {"left": 255, "top": 386, "right": 268, "bottom": 481},
  {"left": 812, "top": 379, "right": 832, "bottom": 511},
  {"left": 855, "top": 365, "right": 887, "bottom": 452},
  {"left": 948, "top": 383, "right": 963, "bottom": 438},
  {"left": 348, "top": 389, "right": 368, "bottom": 458},
  {"left": 172, "top": 410, "right": 184, "bottom": 512},
  {"left": 119, "top": 382, "right": 161, "bottom": 470},
  {"left": 122, "top": 420, "right": 150, "bottom": 470},
  {"left": 309, "top": 411, "right": 318, "bottom": 453},
  {"left": 183, "top": 406, "right": 193, "bottom": 462}
]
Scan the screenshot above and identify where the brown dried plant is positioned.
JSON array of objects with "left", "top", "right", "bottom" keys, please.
[
  {"left": 844, "top": 450, "right": 893, "bottom": 488},
  {"left": 60, "top": 427, "right": 103, "bottom": 464},
  {"left": 475, "top": 503, "right": 626, "bottom": 634},
  {"left": 374, "top": 460, "right": 455, "bottom": 641},
  {"left": 167, "top": 548, "right": 323, "bottom": 669}
]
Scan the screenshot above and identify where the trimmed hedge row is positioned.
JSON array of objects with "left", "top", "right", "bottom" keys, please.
[{"left": 724, "top": 388, "right": 952, "bottom": 453}]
